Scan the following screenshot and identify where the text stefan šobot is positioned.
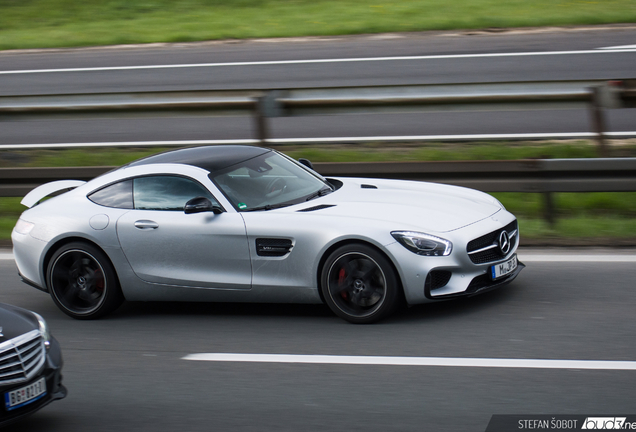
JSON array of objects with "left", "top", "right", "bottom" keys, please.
[{"left": 518, "top": 419, "right": 578, "bottom": 429}]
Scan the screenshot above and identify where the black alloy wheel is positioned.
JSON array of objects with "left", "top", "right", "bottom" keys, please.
[
  {"left": 47, "top": 242, "right": 123, "bottom": 319},
  {"left": 321, "top": 243, "right": 401, "bottom": 324}
]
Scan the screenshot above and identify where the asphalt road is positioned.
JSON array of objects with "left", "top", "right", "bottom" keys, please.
[
  {"left": 1, "top": 249, "right": 635, "bottom": 432},
  {"left": 1, "top": 27, "right": 635, "bottom": 145}
]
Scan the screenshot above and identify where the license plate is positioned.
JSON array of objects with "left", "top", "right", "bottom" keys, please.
[
  {"left": 491, "top": 254, "right": 518, "bottom": 280},
  {"left": 4, "top": 377, "right": 47, "bottom": 411}
]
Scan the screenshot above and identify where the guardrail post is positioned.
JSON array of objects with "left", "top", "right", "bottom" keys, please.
[
  {"left": 253, "top": 96, "right": 269, "bottom": 145},
  {"left": 542, "top": 192, "right": 556, "bottom": 228},
  {"left": 253, "top": 91, "right": 284, "bottom": 145},
  {"left": 589, "top": 86, "right": 609, "bottom": 158}
]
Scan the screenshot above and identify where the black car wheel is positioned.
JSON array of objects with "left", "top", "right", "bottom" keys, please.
[
  {"left": 47, "top": 242, "right": 123, "bottom": 319},
  {"left": 321, "top": 244, "right": 401, "bottom": 324}
]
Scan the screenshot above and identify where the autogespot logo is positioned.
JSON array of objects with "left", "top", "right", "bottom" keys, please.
[{"left": 582, "top": 417, "right": 631, "bottom": 429}]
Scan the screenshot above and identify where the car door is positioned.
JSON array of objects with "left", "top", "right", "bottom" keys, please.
[{"left": 116, "top": 175, "right": 251, "bottom": 290}]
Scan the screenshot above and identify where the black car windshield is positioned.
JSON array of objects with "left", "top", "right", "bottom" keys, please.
[{"left": 209, "top": 151, "right": 332, "bottom": 211}]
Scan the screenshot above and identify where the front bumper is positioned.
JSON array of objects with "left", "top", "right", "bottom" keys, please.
[
  {"left": 385, "top": 213, "right": 524, "bottom": 305},
  {"left": 0, "top": 336, "right": 67, "bottom": 426},
  {"left": 425, "top": 261, "right": 525, "bottom": 300}
]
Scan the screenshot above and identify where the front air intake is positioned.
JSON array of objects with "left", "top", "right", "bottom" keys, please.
[{"left": 425, "top": 270, "right": 452, "bottom": 292}]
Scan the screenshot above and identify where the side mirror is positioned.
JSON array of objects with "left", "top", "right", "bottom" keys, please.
[
  {"left": 184, "top": 197, "right": 224, "bottom": 215},
  {"left": 298, "top": 158, "right": 313, "bottom": 170}
]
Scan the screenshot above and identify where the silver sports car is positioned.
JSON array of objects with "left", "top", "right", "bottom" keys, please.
[{"left": 12, "top": 146, "right": 523, "bottom": 323}]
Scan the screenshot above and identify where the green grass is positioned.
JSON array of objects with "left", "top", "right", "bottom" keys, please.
[
  {"left": 518, "top": 215, "right": 636, "bottom": 239},
  {"left": 1, "top": 140, "right": 635, "bottom": 167},
  {"left": 1, "top": 0, "right": 636, "bottom": 50}
]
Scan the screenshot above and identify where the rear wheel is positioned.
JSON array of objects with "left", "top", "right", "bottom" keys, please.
[
  {"left": 321, "top": 244, "right": 401, "bottom": 324},
  {"left": 47, "top": 242, "right": 123, "bottom": 319}
]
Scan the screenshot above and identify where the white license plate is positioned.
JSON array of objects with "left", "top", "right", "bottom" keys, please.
[
  {"left": 491, "top": 254, "right": 518, "bottom": 280},
  {"left": 4, "top": 377, "right": 47, "bottom": 411}
]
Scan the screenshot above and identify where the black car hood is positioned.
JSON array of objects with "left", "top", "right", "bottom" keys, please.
[{"left": 0, "top": 303, "right": 38, "bottom": 342}]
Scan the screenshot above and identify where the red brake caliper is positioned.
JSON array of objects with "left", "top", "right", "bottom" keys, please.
[
  {"left": 338, "top": 268, "right": 347, "bottom": 299},
  {"left": 95, "top": 269, "right": 104, "bottom": 293}
]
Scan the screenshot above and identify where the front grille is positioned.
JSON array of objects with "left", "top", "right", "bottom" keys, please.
[
  {"left": 425, "top": 270, "right": 452, "bottom": 292},
  {"left": 0, "top": 330, "right": 46, "bottom": 386},
  {"left": 467, "top": 220, "right": 518, "bottom": 264}
]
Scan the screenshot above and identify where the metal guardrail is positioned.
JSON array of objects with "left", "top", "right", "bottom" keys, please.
[
  {"left": 2, "top": 158, "right": 634, "bottom": 224},
  {"left": 1, "top": 79, "right": 634, "bottom": 155}
]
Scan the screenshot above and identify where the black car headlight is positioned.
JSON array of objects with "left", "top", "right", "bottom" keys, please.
[
  {"left": 33, "top": 312, "right": 51, "bottom": 349},
  {"left": 391, "top": 231, "right": 452, "bottom": 256}
]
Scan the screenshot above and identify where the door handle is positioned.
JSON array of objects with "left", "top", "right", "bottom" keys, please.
[{"left": 134, "top": 220, "right": 159, "bottom": 230}]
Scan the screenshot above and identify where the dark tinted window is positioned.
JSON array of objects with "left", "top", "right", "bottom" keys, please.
[
  {"left": 88, "top": 180, "right": 133, "bottom": 209},
  {"left": 133, "top": 176, "right": 217, "bottom": 211}
]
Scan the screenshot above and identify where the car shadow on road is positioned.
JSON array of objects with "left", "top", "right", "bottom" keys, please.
[
  {"left": 387, "top": 281, "right": 524, "bottom": 325},
  {"left": 104, "top": 280, "right": 523, "bottom": 325},
  {"left": 110, "top": 300, "right": 334, "bottom": 320}
]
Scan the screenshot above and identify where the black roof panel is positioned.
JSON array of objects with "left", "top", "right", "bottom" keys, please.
[{"left": 127, "top": 145, "right": 271, "bottom": 173}]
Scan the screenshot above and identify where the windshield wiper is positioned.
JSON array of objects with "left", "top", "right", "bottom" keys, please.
[
  {"left": 242, "top": 203, "right": 291, "bottom": 212},
  {"left": 305, "top": 186, "right": 333, "bottom": 202}
]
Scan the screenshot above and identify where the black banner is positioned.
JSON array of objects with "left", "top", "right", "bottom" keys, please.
[{"left": 486, "top": 415, "right": 636, "bottom": 431}]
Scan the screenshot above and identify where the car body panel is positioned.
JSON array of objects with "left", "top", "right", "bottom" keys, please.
[
  {"left": 0, "top": 303, "right": 66, "bottom": 426},
  {"left": 117, "top": 210, "right": 252, "bottom": 289},
  {"left": 12, "top": 146, "right": 523, "bottom": 316}
]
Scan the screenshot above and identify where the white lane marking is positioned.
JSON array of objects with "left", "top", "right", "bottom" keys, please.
[
  {"left": 182, "top": 353, "right": 636, "bottom": 370},
  {"left": 2, "top": 131, "right": 636, "bottom": 150},
  {"left": 1, "top": 48, "right": 636, "bottom": 75},
  {"left": 520, "top": 255, "right": 636, "bottom": 263},
  {"left": 598, "top": 44, "right": 636, "bottom": 50},
  {"left": 0, "top": 253, "right": 13, "bottom": 260}
]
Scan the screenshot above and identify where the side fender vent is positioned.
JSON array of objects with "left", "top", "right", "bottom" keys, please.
[
  {"left": 256, "top": 238, "right": 293, "bottom": 257},
  {"left": 297, "top": 204, "right": 335, "bottom": 212},
  {"left": 361, "top": 184, "right": 377, "bottom": 189}
]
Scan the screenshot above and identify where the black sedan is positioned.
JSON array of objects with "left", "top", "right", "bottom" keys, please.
[{"left": 0, "top": 303, "right": 66, "bottom": 426}]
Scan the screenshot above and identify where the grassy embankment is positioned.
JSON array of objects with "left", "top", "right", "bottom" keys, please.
[
  {"left": 1, "top": 0, "right": 636, "bottom": 50},
  {"left": 1, "top": 142, "right": 636, "bottom": 244}
]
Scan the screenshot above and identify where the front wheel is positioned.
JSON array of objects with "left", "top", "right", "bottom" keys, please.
[
  {"left": 47, "top": 242, "right": 123, "bottom": 319},
  {"left": 320, "top": 244, "right": 401, "bottom": 324}
]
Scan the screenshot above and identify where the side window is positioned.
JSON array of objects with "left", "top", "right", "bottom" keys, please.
[
  {"left": 88, "top": 180, "right": 133, "bottom": 209},
  {"left": 133, "top": 176, "right": 218, "bottom": 211}
]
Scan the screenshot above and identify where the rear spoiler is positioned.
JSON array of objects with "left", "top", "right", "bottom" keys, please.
[{"left": 21, "top": 180, "right": 86, "bottom": 208}]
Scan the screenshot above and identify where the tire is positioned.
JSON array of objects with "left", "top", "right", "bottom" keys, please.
[
  {"left": 320, "top": 243, "right": 401, "bottom": 324},
  {"left": 47, "top": 242, "right": 124, "bottom": 319}
]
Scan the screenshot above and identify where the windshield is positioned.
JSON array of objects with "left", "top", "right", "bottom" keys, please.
[{"left": 209, "top": 151, "right": 332, "bottom": 211}]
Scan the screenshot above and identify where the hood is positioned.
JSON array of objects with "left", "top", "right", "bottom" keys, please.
[
  {"left": 301, "top": 178, "right": 501, "bottom": 233},
  {"left": 0, "top": 303, "right": 38, "bottom": 342}
]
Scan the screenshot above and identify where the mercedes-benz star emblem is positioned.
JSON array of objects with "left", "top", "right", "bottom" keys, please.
[{"left": 498, "top": 231, "right": 511, "bottom": 255}]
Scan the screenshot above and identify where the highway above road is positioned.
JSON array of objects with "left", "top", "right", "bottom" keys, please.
[
  {"left": 1, "top": 26, "right": 635, "bottom": 146},
  {"left": 1, "top": 249, "right": 635, "bottom": 431}
]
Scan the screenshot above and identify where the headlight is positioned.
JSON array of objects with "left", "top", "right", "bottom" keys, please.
[
  {"left": 14, "top": 219, "right": 35, "bottom": 235},
  {"left": 32, "top": 312, "right": 51, "bottom": 349},
  {"left": 391, "top": 231, "right": 452, "bottom": 256}
]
